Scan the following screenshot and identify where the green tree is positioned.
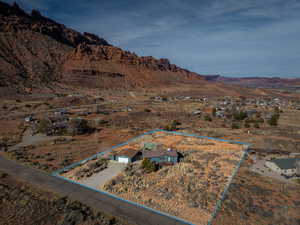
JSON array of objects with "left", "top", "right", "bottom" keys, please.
[
  {"left": 204, "top": 115, "right": 212, "bottom": 122},
  {"left": 68, "top": 118, "right": 93, "bottom": 135},
  {"left": 37, "top": 119, "right": 51, "bottom": 134},
  {"left": 212, "top": 108, "right": 217, "bottom": 117},
  {"left": 141, "top": 158, "right": 157, "bottom": 173},
  {"left": 231, "top": 123, "right": 240, "bottom": 129},
  {"left": 254, "top": 122, "right": 260, "bottom": 129},
  {"left": 268, "top": 114, "right": 279, "bottom": 126},
  {"left": 244, "top": 122, "right": 251, "bottom": 128},
  {"left": 165, "top": 120, "right": 180, "bottom": 131},
  {"left": 233, "top": 111, "right": 248, "bottom": 121}
]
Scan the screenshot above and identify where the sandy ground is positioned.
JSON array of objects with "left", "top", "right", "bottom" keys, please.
[
  {"left": 80, "top": 161, "right": 127, "bottom": 189},
  {"left": 9, "top": 129, "right": 58, "bottom": 150},
  {"left": 250, "top": 159, "right": 298, "bottom": 183}
]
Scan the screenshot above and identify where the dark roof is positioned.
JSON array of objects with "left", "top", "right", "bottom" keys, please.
[
  {"left": 270, "top": 158, "right": 299, "bottom": 170},
  {"left": 113, "top": 148, "right": 140, "bottom": 158},
  {"left": 143, "top": 149, "right": 178, "bottom": 158}
]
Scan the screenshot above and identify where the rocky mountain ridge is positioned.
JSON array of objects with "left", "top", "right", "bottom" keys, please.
[
  {"left": 203, "top": 75, "right": 300, "bottom": 89},
  {"left": 0, "top": 1, "right": 206, "bottom": 95}
]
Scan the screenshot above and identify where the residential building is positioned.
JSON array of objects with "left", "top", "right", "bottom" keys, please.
[{"left": 143, "top": 149, "right": 178, "bottom": 164}]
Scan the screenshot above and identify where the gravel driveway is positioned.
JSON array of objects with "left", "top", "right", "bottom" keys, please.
[{"left": 79, "top": 161, "right": 127, "bottom": 189}]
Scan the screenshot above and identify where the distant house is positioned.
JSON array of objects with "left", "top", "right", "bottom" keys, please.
[
  {"left": 24, "top": 115, "right": 33, "bottom": 122},
  {"left": 265, "top": 158, "right": 300, "bottom": 177},
  {"left": 143, "top": 149, "right": 178, "bottom": 164},
  {"left": 110, "top": 148, "right": 141, "bottom": 163},
  {"left": 246, "top": 109, "right": 257, "bottom": 117}
]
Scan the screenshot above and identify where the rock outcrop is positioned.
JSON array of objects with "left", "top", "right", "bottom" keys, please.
[{"left": 0, "top": 1, "right": 205, "bottom": 95}]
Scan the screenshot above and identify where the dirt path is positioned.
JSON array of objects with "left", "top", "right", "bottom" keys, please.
[{"left": 9, "top": 129, "right": 59, "bottom": 151}]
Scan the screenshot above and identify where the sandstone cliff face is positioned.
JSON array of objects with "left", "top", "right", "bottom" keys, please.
[
  {"left": 0, "top": 1, "right": 205, "bottom": 95},
  {"left": 61, "top": 44, "right": 204, "bottom": 88},
  {"left": 0, "top": 2, "right": 110, "bottom": 47}
]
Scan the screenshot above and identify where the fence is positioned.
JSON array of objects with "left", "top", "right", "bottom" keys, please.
[{"left": 52, "top": 129, "right": 250, "bottom": 225}]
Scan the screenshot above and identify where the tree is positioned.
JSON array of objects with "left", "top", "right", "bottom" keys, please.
[
  {"left": 231, "top": 123, "right": 240, "bottom": 129},
  {"left": 165, "top": 120, "right": 180, "bottom": 131},
  {"left": 37, "top": 118, "right": 51, "bottom": 134},
  {"left": 244, "top": 122, "right": 251, "bottom": 128},
  {"left": 233, "top": 111, "right": 248, "bottom": 121},
  {"left": 268, "top": 113, "right": 280, "bottom": 126},
  {"left": 141, "top": 158, "right": 157, "bottom": 173},
  {"left": 212, "top": 108, "right": 217, "bottom": 117},
  {"left": 68, "top": 118, "right": 93, "bottom": 135},
  {"left": 204, "top": 115, "right": 212, "bottom": 122}
]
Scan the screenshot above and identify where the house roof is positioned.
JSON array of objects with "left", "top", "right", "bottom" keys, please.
[
  {"left": 143, "top": 149, "right": 178, "bottom": 158},
  {"left": 113, "top": 148, "right": 140, "bottom": 158},
  {"left": 271, "top": 158, "right": 299, "bottom": 170}
]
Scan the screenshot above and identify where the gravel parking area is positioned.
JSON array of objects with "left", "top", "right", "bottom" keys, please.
[
  {"left": 79, "top": 161, "right": 127, "bottom": 189},
  {"left": 250, "top": 159, "right": 292, "bottom": 182}
]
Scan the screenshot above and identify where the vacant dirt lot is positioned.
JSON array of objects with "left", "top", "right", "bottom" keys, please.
[{"left": 212, "top": 160, "right": 300, "bottom": 225}]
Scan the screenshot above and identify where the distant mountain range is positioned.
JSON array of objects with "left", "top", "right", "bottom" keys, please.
[{"left": 203, "top": 75, "right": 300, "bottom": 90}]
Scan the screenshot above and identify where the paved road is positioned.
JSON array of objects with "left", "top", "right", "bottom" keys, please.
[{"left": 0, "top": 156, "right": 190, "bottom": 225}]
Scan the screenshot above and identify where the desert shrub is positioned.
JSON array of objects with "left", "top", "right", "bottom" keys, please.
[
  {"left": 37, "top": 119, "right": 51, "bottom": 134},
  {"left": 0, "top": 171, "right": 8, "bottom": 179},
  {"left": 204, "top": 115, "right": 212, "bottom": 121},
  {"left": 246, "top": 118, "right": 264, "bottom": 124},
  {"left": 68, "top": 118, "right": 94, "bottom": 135},
  {"left": 89, "top": 159, "right": 108, "bottom": 171},
  {"left": 141, "top": 158, "right": 157, "bottom": 173},
  {"left": 161, "top": 96, "right": 168, "bottom": 101},
  {"left": 212, "top": 108, "right": 216, "bottom": 117},
  {"left": 144, "top": 108, "right": 151, "bottom": 112},
  {"left": 268, "top": 113, "right": 280, "bottom": 126},
  {"left": 231, "top": 123, "right": 240, "bottom": 129},
  {"left": 244, "top": 122, "right": 251, "bottom": 128},
  {"left": 233, "top": 111, "right": 248, "bottom": 121},
  {"left": 254, "top": 122, "right": 260, "bottom": 128},
  {"left": 164, "top": 120, "right": 180, "bottom": 131}
]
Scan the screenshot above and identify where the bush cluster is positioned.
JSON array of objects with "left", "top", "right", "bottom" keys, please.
[{"left": 141, "top": 158, "right": 157, "bottom": 173}]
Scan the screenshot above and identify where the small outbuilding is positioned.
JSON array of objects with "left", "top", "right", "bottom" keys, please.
[{"left": 110, "top": 148, "right": 141, "bottom": 164}]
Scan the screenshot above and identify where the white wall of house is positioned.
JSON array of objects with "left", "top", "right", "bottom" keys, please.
[{"left": 118, "top": 156, "right": 129, "bottom": 163}]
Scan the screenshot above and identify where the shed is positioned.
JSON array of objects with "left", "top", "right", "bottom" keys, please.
[{"left": 110, "top": 148, "right": 141, "bottom": 163}]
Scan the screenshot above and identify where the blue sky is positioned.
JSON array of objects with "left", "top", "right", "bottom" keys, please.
[{"left": 6, "top": 0, "right": 300, "bottom": 77}]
